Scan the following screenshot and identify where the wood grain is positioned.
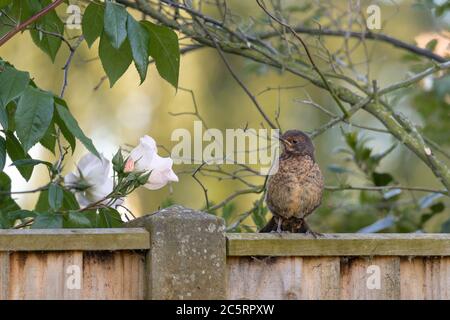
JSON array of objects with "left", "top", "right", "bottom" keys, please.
[
  {"left": 8, "top": 251, "right": 83, "bottom": 299},
  {"left": 227, "top": 256, "right": 303, "bottom": 299},
  {"left": 300, "top": 257, "right": 340, "bottom": 299},
  {"left": 0, "top": 229, "right": 149, "bottom": 251},
  {"left": 340, "top": 257, "right": 400, "bottom": 299},
  {"left": 227, "top": 233, "right": 450, "bottom": 256},
  {"left": 82, "top": 251, "right": 145, "bottom": 300},
  {"left": 0, "top": 252, "right": 9, "bottom": 300}
]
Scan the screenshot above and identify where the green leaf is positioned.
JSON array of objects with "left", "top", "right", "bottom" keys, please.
[
  {"left": 0, "top": 172, "right": 20, "bottom": 212},
  {"left": 430, "top": 202, "right": 445, "bottom": 214},
  {"left": 142, "top": 21, "right": 180, "bottom": 88},
  {"left": 99, "top": 32, "right": 132, "bottom": 87},
  {"left": 11, "top": 158, "right": 52, "bottom": 169},
  {"left": 5, "top": 101, "right": 16, "bottom": 132},
  {"left": 104, "top": 1, "right": 128, "bottom": 49},
  {"left": 425, "top": 39, "right": 438, "bottom": 51},
  {"left": 5, "top": 131, "right": 33, "bottom": 180},
  {"left": 55, "top": 104, "right": 99, "bottom": 157},
  {"left": 48, "top": 183, "right": 63, "bottom": 211},
  {"left": 0, "top": 0, "right": 12, "bottom": 9},
  {"left": 98, "top": 207, "right": 123, "bottom": 227},
  {"left": 441, "top": 219, "right": 450, "bottom": 233},
  {"left": 63, "top": 211, "right": 92, "bottom": 228},
  {"left": 327, "top": 164, "right": 352, "bottom": 174},
  {"left": 372, "top": 172, "right": 394, "bottom": 187},
  {"left": 0, "top": 136, "right": 5, "bottom": 172},
  {"left": 0, "top": 66, "right": 30, "bottom": 106},
  {"left": 8, "top": 210, "right": 36, "bottom": 221},
  {"left": 39, "top": 121, "right": 56, "bottom": 153},
  {"left": 127, "top": 16, "right": 150, "bottom": 83},
  {"left": 29, "top": 0, "right": 64, "bottom": 61},
  {"left": 82, "top": 2, "right": 105, "bottom": 47},
  {"left": 32, "top": 212, "right": 63, "bottom": 229},
  {"left": 15, "top": 87, "right": 54, "bottom": 151},
  {"left": 54, "top": 98, "right": 76, "bottom": 152},
  {"left": 36, "top": 188, "right": 80, "bottom": 211},
  {"left": 0, "top": 104, "right": 8, "bottom": 130}
]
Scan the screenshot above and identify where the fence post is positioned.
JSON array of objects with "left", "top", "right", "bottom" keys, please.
[{"left": 125, "top": 205, "right": 227, "bottom": 300}]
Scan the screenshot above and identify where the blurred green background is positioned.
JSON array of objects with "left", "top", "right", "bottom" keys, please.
[{"left": 1, "top": 0, "right": 449, "bottom": 232}]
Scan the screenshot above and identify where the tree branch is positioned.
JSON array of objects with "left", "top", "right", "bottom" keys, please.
[{"left": 0, "top": 0, "right": 65, "bottom": 47}]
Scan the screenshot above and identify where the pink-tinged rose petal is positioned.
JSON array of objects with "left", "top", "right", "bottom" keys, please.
[{"left": 124, "top": 158, "right": 135, "bottom": 172}]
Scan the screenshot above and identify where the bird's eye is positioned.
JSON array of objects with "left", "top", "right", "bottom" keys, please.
[{"left": 291, "top": 139, "right": 298, "bottom": 144}]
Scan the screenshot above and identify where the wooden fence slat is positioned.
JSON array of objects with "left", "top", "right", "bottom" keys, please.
[
  {"left": 7, "top": 251, "right": 83, "bottom": 300},
  {"left": 400, "top": 258, "right": 426, "bottom": 299},
  {"left": 300, "top": 257, "right": 340, "bottom": 299},
  {"left": 82, "top": 251, "right": 145, "bottom": 300},
  {"left": 424, "top": 257, "right": 450, "bottom": 299},
  {"left": 227, "top": 257, "right": 303, "bottom": 300},
  {"left": 340, "top": 257, "right": 400, "bottom": 300},
  {"left": 0, "top": 252, "right": 9, "bottom": 300}
]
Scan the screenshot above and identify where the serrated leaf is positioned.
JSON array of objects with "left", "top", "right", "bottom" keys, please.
[
  {"left": 0, "top": 66, "right": 30, "bottom": 106},
  {"left": 55, "top": 104, "right": 99, "bottom": 157},
  {"left": 5, "top": 131, "right": 33, "bottom": 180},
  {"left": 127, "top": 16, "right": 150, "bottom": 83},
  {"left": 48, "top": 183, "right": 63, "bottom": 211},
  {"left": 32, "top": 212, "right": 63, "bottom": 229},
  {"left": 99, "top": 32, "right": 132, "bottom": 87},
  {"left": 104, "top": 1, "right": 127, "bottom": 49},
  {"left": 82, "top": 2, "right": 105, "bottom": 47},
  {"left": 142, "top": 21, "right": 180, "bottom": 88},
  {"left": 15, "top": 87, "right": 54, "bottom": 151},
  {"left": 63, "top": 211, "right": 92, "bottom": 228}
]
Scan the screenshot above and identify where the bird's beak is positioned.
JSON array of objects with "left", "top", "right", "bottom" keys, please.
[{"left": 279, "top": 137, "right": 292, "bottom": 147}]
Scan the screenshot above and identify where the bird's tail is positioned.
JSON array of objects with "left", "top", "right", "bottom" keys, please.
[{"left": 259, "top": 216, "right": 277, "bottom": 233}]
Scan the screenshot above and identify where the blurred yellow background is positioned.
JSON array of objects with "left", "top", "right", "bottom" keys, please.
[{"left": 1, "top": 0, "right": 449, "bottom": 231}]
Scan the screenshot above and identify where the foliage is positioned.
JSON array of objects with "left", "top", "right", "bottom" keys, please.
[{"left": 0, "top": 0, "right": 181, "bottom": 229}]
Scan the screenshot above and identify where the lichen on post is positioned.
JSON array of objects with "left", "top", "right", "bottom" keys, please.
[{"left": 125, "top": 205, "right": 226, "bottom": 300}]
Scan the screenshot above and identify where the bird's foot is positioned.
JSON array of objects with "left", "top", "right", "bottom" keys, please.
[
  {"left": 305, "top": 229, "right": 324, "bottom": 238},
  {"left": 300, "top": 220, "right": 323, "bottom": 238}
]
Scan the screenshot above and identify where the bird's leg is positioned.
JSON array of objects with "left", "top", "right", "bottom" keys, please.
[
  {"left": 276, "top": 217, "right": 283, "bottom": 234},
  {"left": 300, "top": 219, "right": 323, "bottom": 238}
]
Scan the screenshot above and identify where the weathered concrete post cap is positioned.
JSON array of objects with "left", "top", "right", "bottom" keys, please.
[{"left": 126, "top": 205, "right": 226, "bottom": 300}]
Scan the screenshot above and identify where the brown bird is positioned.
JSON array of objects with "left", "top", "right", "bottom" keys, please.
[{"left": 260, "top": 130, "right": 324, "bottom": 236}]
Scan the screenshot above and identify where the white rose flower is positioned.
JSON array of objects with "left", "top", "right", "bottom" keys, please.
[
  {"left": 64, "top": 153, "right": 122, "bottom": 208},
  {"left": 128, "top": 135, "right": 179, "bottom": 190}
]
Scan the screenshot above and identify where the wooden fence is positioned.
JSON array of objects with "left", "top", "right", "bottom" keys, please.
[{"left": 0, "top": 205, "right": 449, "bottom": 300}]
